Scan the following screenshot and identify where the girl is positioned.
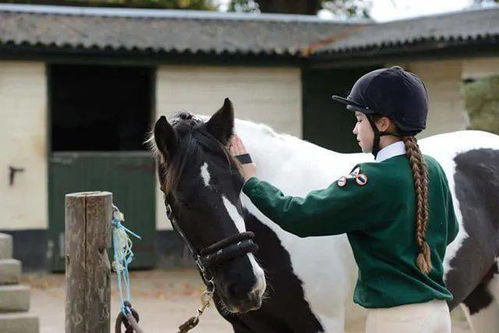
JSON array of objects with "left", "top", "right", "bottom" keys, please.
[{"left": 229, "top": 66, "right": 458, "bottom": 333}]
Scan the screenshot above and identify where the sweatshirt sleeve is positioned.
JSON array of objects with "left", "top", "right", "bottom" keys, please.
[
  {"left": 445, "top": 185, "right": 459, "bottom": 244},
  {"left": 435, "top": 158, "right": 459, "bottom": 245},
  {"left": 241, "top": 165, "right": 389, "bottom": 237}
]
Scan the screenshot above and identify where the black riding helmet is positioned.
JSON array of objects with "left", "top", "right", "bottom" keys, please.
[{"left": 332, "top": 66, "right": 428, "bottom": 157}]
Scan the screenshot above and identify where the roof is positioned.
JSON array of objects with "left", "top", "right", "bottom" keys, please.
[
  {"left": 317, "top": 7, "right": 499, "bottom": 55},
  {"left": 0, "top": 4, "right": 362, "bottom": 57},
  {"left": 0, "top": 4, "right": 497, "bottom": 59}
]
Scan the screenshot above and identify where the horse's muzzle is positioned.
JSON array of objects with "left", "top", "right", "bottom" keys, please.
[{"left": 229, "top": 290, "right": 263, "bottom": 313}]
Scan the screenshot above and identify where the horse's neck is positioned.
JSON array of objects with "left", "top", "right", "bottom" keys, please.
[{"left": 235, "top": 119, "right": 371, "bottom": 195}]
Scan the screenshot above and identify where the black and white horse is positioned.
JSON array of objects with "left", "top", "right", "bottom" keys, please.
[{"left": 151, "top": 99, "right": 499, "bottom": 333}]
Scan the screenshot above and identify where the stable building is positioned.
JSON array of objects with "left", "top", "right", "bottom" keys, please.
[{"left": 0, "top": 3, "right": 498, "bottom": 271}]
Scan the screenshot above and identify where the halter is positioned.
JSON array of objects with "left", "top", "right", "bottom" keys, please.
[{"left": 165, "top": 201, "right": 258, "bottom": 284}]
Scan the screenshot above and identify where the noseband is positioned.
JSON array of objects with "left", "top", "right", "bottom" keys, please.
[{"left": 165, "top": 202, "right": 258, "bottom": 283}]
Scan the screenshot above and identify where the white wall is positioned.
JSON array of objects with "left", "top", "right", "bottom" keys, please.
[
  {"left": 403, "top": 57, "right": 499, "bottom": 137},
  {"left": 462, "top": 57, "right": 499, "bottom": 80},
  {"left": 155, "top": 65, "right": 302, "bottom": 230},
  {"left": 0, "top": 62, "right": 47, "bottom": 230},
  {"left": 404, "top": 60, "right": 469, "bottom": 137}
]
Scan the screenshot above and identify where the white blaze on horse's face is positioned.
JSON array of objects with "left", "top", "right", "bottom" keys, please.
[
  {"left": 200, "top": 162, "right": 211, "bottom": 187},
  {"left": 222, "top": 196, "right": 245, "bottom": 232},
  {"left": 222, "top": 195, "right": 267, "bottom": 299}
]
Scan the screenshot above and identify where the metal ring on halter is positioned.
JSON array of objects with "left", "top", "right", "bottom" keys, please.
[{"left": 205, "top": 279, "right": 215, "bottom": 293}]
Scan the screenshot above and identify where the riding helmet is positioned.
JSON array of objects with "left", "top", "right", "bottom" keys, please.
[{"left": 332, "top": 66, "right": 428, "bottom": 136}]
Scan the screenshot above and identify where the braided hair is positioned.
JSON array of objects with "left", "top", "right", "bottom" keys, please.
[
  {"left": 402, "top": 136, "right": 432, "bottom": 274},
  {"left": 371, "top": 114, "right": 432, "bottom": 274},
  {"left": 333, "top": 66, "right": 431, "bottom": 273}
]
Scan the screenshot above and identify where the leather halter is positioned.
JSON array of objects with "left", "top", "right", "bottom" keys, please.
[{"left": 165, "top": 201, "right": 258, "bottom": 283}]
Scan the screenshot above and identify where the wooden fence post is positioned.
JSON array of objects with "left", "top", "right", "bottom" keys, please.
[{"left": 65, "top": 191, "right": 112, "bottom": 333}]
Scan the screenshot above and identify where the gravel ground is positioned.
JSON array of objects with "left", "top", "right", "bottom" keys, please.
[{"left": 22, "top": 269, "right": 471, "bottom": 333}]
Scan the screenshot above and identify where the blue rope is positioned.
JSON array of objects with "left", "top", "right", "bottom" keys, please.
[{"left": 112, "top": 208, "right": 141, "bottom": 316}]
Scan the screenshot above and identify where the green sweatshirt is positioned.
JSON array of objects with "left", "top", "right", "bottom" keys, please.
[{"left": 242, "top": 154, "right": 459, "bottom": 308}]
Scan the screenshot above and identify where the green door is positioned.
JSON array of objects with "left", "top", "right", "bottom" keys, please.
[
  {"left": 302, "top": 66, "right": 381, "bottom": 153},
  {"left": 49, "top": 152, "right": 156, "bottom": 271}
]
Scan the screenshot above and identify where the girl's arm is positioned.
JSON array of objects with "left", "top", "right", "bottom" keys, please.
[{"left": 229, "top": 135, "right": 389, "bottom": 237}]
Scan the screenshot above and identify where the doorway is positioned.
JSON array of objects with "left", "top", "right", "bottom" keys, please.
[{"left": 48, "top": 64, "right": 156, "bottom": 271}]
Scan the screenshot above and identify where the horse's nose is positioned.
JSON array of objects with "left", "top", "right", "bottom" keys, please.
[
  {"left": 228, "top": 284, "right": 262, "bottom": 313},
  {"left": 228, "top": 282, "right": 250, "bottom": 300}
]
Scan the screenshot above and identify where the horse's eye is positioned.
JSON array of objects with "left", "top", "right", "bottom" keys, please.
[{"left": 176, "top": 198, "right": 191, "bottom": 208}]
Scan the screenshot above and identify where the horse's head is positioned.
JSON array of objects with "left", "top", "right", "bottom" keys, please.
[{"left": 151, "top": 98, "right": 266, "bottom": 313}]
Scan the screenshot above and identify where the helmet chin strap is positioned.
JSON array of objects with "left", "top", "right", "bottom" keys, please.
[{"left": 366, "top": 115, "right": 401, "bottom": 158}]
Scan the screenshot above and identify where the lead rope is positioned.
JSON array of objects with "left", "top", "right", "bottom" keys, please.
[
  {"left": 112, "top": 204, "right": 215, "bottom": 332},
  {"left": 167, "top": 205, "right": 216, "bottom": 333},
  {"left": 177, "top": 280, "right": 215, "bottom": 333},
  {"left": 112, "top": 204, "right": 144, "bottom": 333}
]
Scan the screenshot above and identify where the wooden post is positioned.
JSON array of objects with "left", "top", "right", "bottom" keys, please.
[{"left": 65, "top": 191, "right": 112, "bottom": 333}]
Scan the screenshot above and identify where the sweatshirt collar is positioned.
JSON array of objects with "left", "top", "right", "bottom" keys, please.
[{"left": 375, "top": 141, "right": 406, "bottom": 162}]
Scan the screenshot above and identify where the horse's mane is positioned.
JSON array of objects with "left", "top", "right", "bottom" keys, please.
[{"left": 147, "top": 113, "right": 241, "bottom": 194}]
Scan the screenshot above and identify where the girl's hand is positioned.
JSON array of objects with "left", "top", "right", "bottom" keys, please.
[{"left": 229, "top": 134, "right": 257, "bottom": 182}]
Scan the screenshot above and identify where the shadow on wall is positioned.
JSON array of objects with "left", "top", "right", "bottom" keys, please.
[{"left": 462, "top": 74, "right": 499, "bottom": 135}]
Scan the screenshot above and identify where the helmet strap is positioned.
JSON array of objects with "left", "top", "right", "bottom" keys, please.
[{"left": 366, "top": 115, "right": 401, "bottom": 158}]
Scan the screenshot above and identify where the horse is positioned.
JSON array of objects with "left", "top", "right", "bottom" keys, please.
[{"left": 150, "top": 98, "right": 499, "bottom": 333}]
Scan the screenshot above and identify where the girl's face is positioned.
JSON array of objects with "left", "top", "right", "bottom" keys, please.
[{"left": 352, "top": 111, "right": 374, "bottom": 153}]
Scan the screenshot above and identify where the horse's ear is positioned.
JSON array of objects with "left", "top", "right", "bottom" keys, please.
[
  {"left": 206, "top": 98, "right": 234, "bottom": 145},
  {"left": 154, "top": 116, "right": 177, "bottom": 163}
]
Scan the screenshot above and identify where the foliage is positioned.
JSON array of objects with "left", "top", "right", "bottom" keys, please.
[
  {"left": 322, "top": 0, "right": 371, "bottom": 18},
  {"left": 5, "top": 0, "right": 372, "bottom": 16},
  {"left": 463, "top": 75, "right": 499, "bottom": 135},
  {"left": 0, "top": 0, "right": 219, "bottom": 10},
  {"left": 229, "top": 0, "right": 372, "bottom": 17},
  {"left": 228, "top": 0, "right": 259, "bottom": 13},
  {"left": 473, "top": 0, "right": 499, "bottom": 4}
]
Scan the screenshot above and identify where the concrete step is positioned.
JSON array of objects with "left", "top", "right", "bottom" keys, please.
[
  {"left": 0, "top": 233, "right": 13, "bottom": 260},
  {"left": 0, "top": 285, "right": 30, "bottom": 313},
  {"left": 0, "top": 312, "right": 39, "bottom": 333},
  {"left": 0, "top": 259, "right": 21, "bottom": 285}
]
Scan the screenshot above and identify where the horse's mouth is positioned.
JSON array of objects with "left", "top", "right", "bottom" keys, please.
[
  {"left": 220, "top": 291, "right": 263, "bottom": 314},
  {"left": 227, "top": 297, "right": 262, "bottom": 314}
]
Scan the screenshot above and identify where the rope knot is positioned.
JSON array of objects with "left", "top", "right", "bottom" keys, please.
[{"left": 112, "top": 204, "right": 144, "bottom": 333}]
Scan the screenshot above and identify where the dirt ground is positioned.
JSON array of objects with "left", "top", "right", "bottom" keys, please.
[{"left": 22, "top": 269, "right": 472, "bottom": 332}]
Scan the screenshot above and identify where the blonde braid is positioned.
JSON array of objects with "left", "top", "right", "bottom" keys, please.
[{"left": 402, "top": 136, "right": 432, "bottom": 274}]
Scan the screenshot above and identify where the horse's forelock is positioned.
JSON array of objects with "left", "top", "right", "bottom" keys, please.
[
  {"left": 164, "top": 132, "right": 199, "bottom": 194},
  {"left": 194, "top": 127, "right": 242, "bottom": 177},
  {"left": 148, "top": 115, "right": 242, "bottom": 195}
]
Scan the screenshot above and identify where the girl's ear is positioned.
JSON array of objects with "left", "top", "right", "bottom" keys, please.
[{"left": 376, "top": 116, "right": 394, "bottom": 132}]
